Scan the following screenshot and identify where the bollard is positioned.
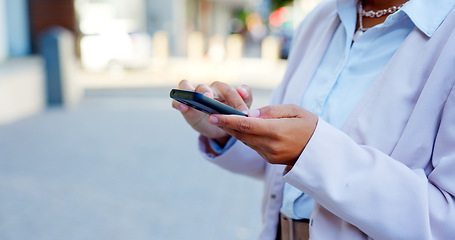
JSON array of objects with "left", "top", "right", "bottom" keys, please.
[
  {"left": 261, "top": 35, "right": 281, "bottom": 62},
  {"left": 187, "top": 31, "right": 205, "bottom": 60},
  {"left": 40, "top": 26, "right": 81, "bottom": 107},
  {"left": 226, "top": 34, "right": 244, "bottom": 60}
]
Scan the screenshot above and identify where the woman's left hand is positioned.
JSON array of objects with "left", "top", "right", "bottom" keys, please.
[{"left": 208, "top": 104, "right": 318, "bottom": 167}]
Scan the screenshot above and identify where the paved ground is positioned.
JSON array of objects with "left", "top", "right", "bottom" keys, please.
[{"left": 0, "top": 87, "right": 273, "bottom": 240}]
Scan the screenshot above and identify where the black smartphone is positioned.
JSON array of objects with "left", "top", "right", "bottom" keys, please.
[{"left": 170, "top": 89, "right": 248, "bottom": 117}]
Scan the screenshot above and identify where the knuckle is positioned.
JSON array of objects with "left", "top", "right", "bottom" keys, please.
[
  {"left": 291, "top": 104, "right": 303, "bottom": 114},
  {"left": 216, "top": 117, "right": 226, "bottom": 126},
  {"left": 195, "top": 84, "right": 209, "bottom": 92},
  {"left": 224, "top": 87, "right": 237, "bottom": 99},
  {"left": 261, "top": 106, "right": 272, "bottom": 115},
  {"left": 268, "top": 143, "right": 281, "bottom": 156},
  {"left": 234, "top": 102, "right": 246, "bottom": 111},
  {"left": 238, "top": 119, "right": 252, "bottom": 131},
  {"left": 210, "top": 81, "right": 224, "bottom": 89},
  {"left": 288, "top": 104, "right": 299, "bottom": 111},
  {"left": 266, "top": 142, "right": 287, "bottom": 163},
  {"left": 178, "top": 79, "right": 190, "bottom": 89},
  {"left": 212, "top": 82, "right": 235, "bottom": 94},
  {"left": 269, "top": 132, "right": 281, "bottom": 142},
  {"left": 217, "top": 81, "right": 227, "bottom": 86}
]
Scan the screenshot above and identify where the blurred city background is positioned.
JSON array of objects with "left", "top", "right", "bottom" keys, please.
[{"left": 0, "top": 0, "right": 321, "bottom": 239}]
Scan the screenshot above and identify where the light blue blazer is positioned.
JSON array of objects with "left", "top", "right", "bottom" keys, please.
[{"left": 200, "top": 0, "right": 455, "bottom": 239}]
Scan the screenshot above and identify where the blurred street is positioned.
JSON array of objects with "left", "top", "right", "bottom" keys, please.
[
  {"left": 0, "top": 0, "right": 304, "bottom": 238},
  {"left": 0, "top": 87, "right": 273, "bottom": 240}
]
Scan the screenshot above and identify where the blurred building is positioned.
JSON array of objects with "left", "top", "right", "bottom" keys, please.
[
  {"left": 0, "top": 0, "right": 322, "bottom": 124},
  {"left": 0, "top": 0, "right": 323, "bottom": 61},
  {"left": 0, "top": 0, "right": 31, "bottom": 59},
  {"left": 0, "top": 0, "right": 322, "bottom": 67},
  {"left": 147, "top": 0, "right": 260, "bottom": 56}
]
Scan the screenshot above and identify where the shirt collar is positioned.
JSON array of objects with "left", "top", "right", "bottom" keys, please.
[
  {"left": 337, "top": 0, "right": 358, "bottom": 38},
  {"left": 402, "top": 0, "right": 455, "bottom": 37},
  {"left": 336, "top": 0, "right": 455, "bottom": 37}
]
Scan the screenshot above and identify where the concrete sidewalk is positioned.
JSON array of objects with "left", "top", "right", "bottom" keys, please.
[{"left": 0, "top": 87, "right": 273, "bottom": 240}]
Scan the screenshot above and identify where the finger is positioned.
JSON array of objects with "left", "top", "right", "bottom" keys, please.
[
  {"left": 172, "top": 99, "right": 189, "bottom": 112},
  {"left": 252, "top": 104, "right": 302, "bottom": 119},
  {"left": 173, "top": 80, "right": 195, "bottom": 112},
  {"left": 174, "top": 80, "right": 202, "bottom": 114},
  {"left": 237, "top": 85, "right": 253, "bottom": 108},
  {"left": 178, "top": 79, "right": 195, "bottom": 91},
  {"left": 195, "top": 84, "right": 214, "bottom": 98},
  {"left": 218, "top": 122, "right": 281, "bottom": 163},
  {"left": 220, "top": 126, "right": 264, "bottom": 146},
  {"left": 211, "top": 81, "right": 249, "bottom": 113},
  {"left": 208, "top": 114, "right": 271, "bottom": 135}
]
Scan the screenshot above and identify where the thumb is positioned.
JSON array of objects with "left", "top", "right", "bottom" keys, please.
[{"left": 250, "top": 104, "right": 303, "bottom": 119}]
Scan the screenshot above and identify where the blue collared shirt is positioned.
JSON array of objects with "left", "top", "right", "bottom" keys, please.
[{"left": 280, "top": 0, "right": 455, "bottom": 220}]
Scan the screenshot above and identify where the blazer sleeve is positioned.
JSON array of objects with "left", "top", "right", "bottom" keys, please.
[
  {"left": 198, "top": 135, "right": 266, "bottom": 180},
  {"left": 195, "top": 0, "right": 339, "bottom": 183},
  {"left": 283, "top": 86, "right": 455, "bottom": 239}
]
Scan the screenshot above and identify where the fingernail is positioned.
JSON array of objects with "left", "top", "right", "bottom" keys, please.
[
  {"left": 208, "top": 115, "right": 219, "bottom": 124},
  {"left": 249, "top": 109, "right": 260, "bottom": 118},
  {"left": 203, "top": 92, "right": 212, "bottom": 97},
  {"left": 238, "top": 87, "right": 249, "bottom": 98}
]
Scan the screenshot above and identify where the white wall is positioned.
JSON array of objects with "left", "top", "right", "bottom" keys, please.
[
  {"left": 5, "top": 0, "right": 31, "bottom": 57},
  {"left": 0, "top": 58, "right": 45, "bottom": 125},
  {"left": 0, "top": 0, "right": 8, "bottom": 61}
]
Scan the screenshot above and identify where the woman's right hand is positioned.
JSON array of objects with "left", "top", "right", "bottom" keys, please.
[{"left": 172, "top": 80, "right": 252, "bottom": 146}]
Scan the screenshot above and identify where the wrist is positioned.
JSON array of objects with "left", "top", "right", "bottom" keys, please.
[{"left": 213, "top": 135, "right": 231, "bottom": 147}]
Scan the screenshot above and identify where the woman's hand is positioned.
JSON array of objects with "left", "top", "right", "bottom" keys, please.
[
  {"left": 172, "top": 80, "right": 252, "bottom": 146},
  {"left": 207, "top": 104, "right": 318, "bottom": 166}
]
